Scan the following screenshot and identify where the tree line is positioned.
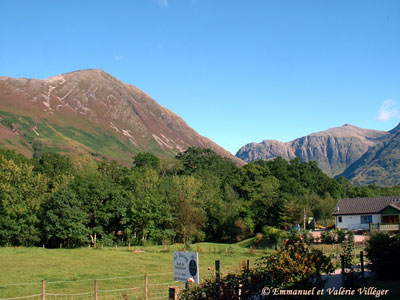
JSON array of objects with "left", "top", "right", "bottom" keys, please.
[{"left": 0, "top": 147, "right": 399, "bottom": 248}]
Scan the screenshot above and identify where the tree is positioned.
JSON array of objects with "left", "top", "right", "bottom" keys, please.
[
  {"left": 33, "top": 152, "right": 75, "bottom": 191},
  {"left": 0, "top": 156, "right": 47, "bottom": 246},
  {"left": 127, "top": 168, "right": 174, "bottom": 243},
  {"left": 73, "top": 172, "right": 130, "bottom": 246},
  {"left": 172, "top": 176, "right": 205, "bottom": 244},
  {"left": 42, "top": 187, "right": 89, "bottom": 248},
  {"left": 175, "top": 147, "right": 237, "bottom": 181},
  {"left": 250, "top": 176, "right": 283, "bottom": 231},
  {"left": 32, "top": 140, "right": 43, "bottom": 159},
  {"left": 133, "top": 152, "right": 160, "bottom": 170}
]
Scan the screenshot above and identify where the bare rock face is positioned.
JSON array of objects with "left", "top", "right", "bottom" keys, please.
[
  {"left": 0, "top": 69, "right": 244, "bottom": 165},
  {"left": 236, "top": 124, "right": 388, "bottom": 177},
  {"left": 340, "top": 123, "right": 400, "bottom": 186}
]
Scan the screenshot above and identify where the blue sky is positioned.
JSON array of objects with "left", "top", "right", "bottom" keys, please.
[{"left": 1, "top": 0, "right": 400, "bottom": 154}]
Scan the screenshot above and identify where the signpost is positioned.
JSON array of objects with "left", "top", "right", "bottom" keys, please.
[{"left": 173, "top": 251, "right": 199, "bottom": 284}]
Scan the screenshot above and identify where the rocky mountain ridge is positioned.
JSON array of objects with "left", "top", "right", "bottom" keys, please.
[
  {"left": 339, "top": 123, "right": 400, "bottom": 186},
  {"left": 236, "top": 124, "right": 389, "bottom": 177},
  {"left": 0, "top": 69, "right": 244, "bottom": 165}
]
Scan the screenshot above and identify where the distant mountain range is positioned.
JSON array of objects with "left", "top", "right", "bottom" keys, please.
[
  {"left": 0, "top": 69, "right": 244, "bottom": 166},
  {"left": 340, "top": 123, "right": 400, "bottom": 186},
  {"left": 236, "top": 124, "right": 400, "bottom": 186}
]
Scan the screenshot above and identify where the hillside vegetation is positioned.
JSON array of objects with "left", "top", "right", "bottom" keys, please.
[
  {"left": 1, "top": 147, "right": 400, "bottom": 248},
  {"left": 0, "top": 70, "right": 243, "bottom": 166}
]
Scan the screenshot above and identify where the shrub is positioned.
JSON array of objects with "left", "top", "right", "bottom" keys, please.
[
  {"left": 321, "top": 230, "right": 335, "bottom": 244},
  {"left": 365, "top": 232, "right": 400, "bottom": 279},
  {"left": 341, "top": 232, "right": 354, "bottom": 269},
  {"left": 301, "top": 231, "right": 314, "bottom": 244},
  {"left": 336, "top": 229, "right": 346, "bottom": 243},
  {"left": 253, "top": 232, "right": 263, "bottom": 243},
  {"left": 179, "top": 235, "right": 334, "bottom": 299},
  {"left": 259, "top": 225, "right": 286, "bottom": 247}
]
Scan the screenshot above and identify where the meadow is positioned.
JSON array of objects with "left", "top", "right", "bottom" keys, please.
[{"left": 0, "top": 241, "right": 265, "bottom": 299}]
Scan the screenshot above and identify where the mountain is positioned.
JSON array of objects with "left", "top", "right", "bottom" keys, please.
[
  {"left": 339, "top": 123, "right": 400, "bottom": 186},
  {"left": 0, "top": 69, "right": 244, "bottom": 165},
  {"left": 236, "top": 124, "right": 388, "bottom": 177}
]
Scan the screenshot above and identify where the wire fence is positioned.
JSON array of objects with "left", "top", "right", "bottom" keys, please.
[{"left": 0, "top": 262, "right": 248, "bottom": 300}]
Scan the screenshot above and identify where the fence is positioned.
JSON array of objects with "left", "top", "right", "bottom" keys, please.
[
  {"left": 0, "top": 273, "right": 186, "bottom": 300},
  {"left": 370, "top": 223, "right": 400, "bottom": 231},
  {"left": 0, "top": 261, "right": 250, "bottom": 300}
]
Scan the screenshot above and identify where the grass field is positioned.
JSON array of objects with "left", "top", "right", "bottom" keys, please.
[
  {"left": 3, "top": 238, "right": 395, "bottom": 300},
  {"left": 0, "top": 241, "right": 266, "bottom": 299}
]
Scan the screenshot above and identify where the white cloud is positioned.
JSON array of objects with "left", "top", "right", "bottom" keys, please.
[
  {"left": 376, "top": 99, "right": 399, "bottom": 121},
  {"left": 156, "top": 0, "right": 168, "bottom": 7},
  {"left": 114, "top": 55, "right": 123, "bottom": 62}
]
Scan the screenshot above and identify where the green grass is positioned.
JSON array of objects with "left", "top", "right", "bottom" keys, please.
[
  {"left": 0, "top": 243, "right": 265, "bottom": 298},
  {"left": 1, "top": 241, "right": 397, "bottom": 300}
]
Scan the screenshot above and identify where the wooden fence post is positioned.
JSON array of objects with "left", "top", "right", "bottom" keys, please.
[
  {"left": 360, "top": 251, "right": 365, "bottom": 282},
  {"left": 94, "top": 280, "right": 98, "bottom": 300},
  {"left": 215, "top": 260, "right": 221, "bottom": 297},
  {"left": 42, "top": 280, "right": 46, "bottom": 300},
  {"left": 341, "top": 255, "right": 345, "bottom": 287},
  {"left": 145, "top": 273, "right": 148, "bottom": 300},
  {"left": 246, "top": 260, "right": 249, "bottom": 272},
  {"left": 215, "top": 260, "right": 220, "bottom": 281},
  {"left": 169, "top": 287, "right": 177, "bottom": 300}
]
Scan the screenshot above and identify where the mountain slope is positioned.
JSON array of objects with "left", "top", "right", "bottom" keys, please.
[
  {"left": 0, "top": 69, "right": 244, "bottom": 165},
  {"left": 236, "top": 124, "right": 388, "bottom": 177},
  {"left": 339, "top": 123, "right": 400, "bottom": 186}
]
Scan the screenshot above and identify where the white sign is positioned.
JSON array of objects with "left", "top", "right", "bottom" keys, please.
[{"left": 173, "top": 251, "right": 199, "bottom": 284}]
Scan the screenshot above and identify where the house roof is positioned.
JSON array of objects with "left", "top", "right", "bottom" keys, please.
[{"left": 332, "top": 196, "right": 400, "bottom": 215}]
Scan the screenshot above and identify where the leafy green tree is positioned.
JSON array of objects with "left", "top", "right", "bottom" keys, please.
[
  {"left": 250, "top": 176, "right": 283, "bottom": 231},
  {"left": 127, "top": 168, "right": 174, "bottom": 243},
  {"left": 42, "top": 187, "right": 89, "bottom": 248},
  {"left": 72, "top": 172, "right": 130, "bottom": 246},
  {"left": 176, "top": 147, "right": 237, "bottom": 181},
  {"left": 33, "top": 152, "right": 75, "bottom": 191},
  {"left": 232, "top": 162, "right": 272, "bottom": 200},
  {"left": 0, "top": 156, "right": 47, "bottom": 246},
  {"left": 0, "top": 148, "right": 30, "bottom": 165},
  {"left": 98, "top": 160, "right": 129, "bottom": 184},
  {"left": 172, "top": 175, "right": 205, "bottom": 244},
  {"left": 32, "top": 140, "right": 43, "bottom": 159},
  {"left": 133, "top": 152, "right": 160, "bottom": 170}
]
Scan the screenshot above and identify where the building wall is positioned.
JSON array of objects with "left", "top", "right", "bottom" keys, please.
[{"left": 335, "top": 214, "right": 380, "bottom": 230}]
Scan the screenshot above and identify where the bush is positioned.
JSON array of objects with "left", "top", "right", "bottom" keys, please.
[
  {"left": 341, "top": 232, "right": 354, "bottom": 269},
  {"left": 336, "top": 229, "right": 346, "bottom": 243},
  {"left": 321, "top": 230, "right": 335, "bottom": 244},
  {"left": 179, "top": 235, "right": 334, "bottom": 299},
  {"left": 301, "top": 231, "right": 314, "bottom": 244},
  {"left": 261, "top": 225, "right": 282, "bottom": 244},
  {"left": 365, "top": 232, "right": 400, "bottom": 279}
]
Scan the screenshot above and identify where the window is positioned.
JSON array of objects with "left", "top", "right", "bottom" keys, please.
[
  {"left": 382, "top": 215, "right": 399, "bottom": 224},
  {"left": 338, "top": 216, "right": 342, "bottom": 223},
  {"left": 361, "top": 215, "right": 372, "bottom": 224}
]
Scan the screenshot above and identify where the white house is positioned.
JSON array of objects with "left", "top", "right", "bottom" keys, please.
[{"left": 333, "top": 196, "right": 400, "bottom": 231}]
